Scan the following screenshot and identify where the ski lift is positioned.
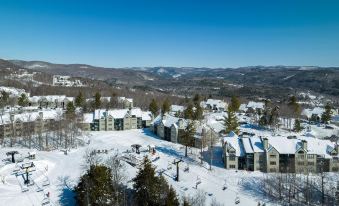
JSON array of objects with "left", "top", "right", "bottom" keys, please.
[
  {"left": 184, "top": 163, "right": 189, "bottom": 172},
  {"left": 21, "top": 186, "right": 29, "bottom": 192},
  {"left": 195, "top": 176, "right": 202, "bottom": 189},
  {"left": 167, "top": 161, "right": 172, "bottom": 170},
  {"left": 41, "top": 197, "right": 50, "bottom": 205},
  {"left": 235, "top": 194, "right": 240, "bottom": 204},
  {"left": 222, "top": 179, "right": 228, "bottom": 190}
]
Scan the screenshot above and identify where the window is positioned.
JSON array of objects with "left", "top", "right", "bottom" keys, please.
[
  {"left": 307, "top": 154, "right": 314, "bottom": 159},
  {"left": 270, "top": 154, "right": 276, "bottom": 158},
  {"left": 270, "top": 161, "right": 276, "bottom": 165},
  {"left": 298, "top": 155, "right": 304, "bottom": 160},
  {"left": 229, "top": 165, "right": 236, "bottom": 169},
  {"left": 229, "top": 156, "right": 236, "bottom": 161},
  {"left": 270, "top": 168, "right": 276, "bottom": 172},
  {"left": 307, "top": 162, "right": 314, "bottom": 166},
  {"left": 297, "top": 162, "right": 304, "bottom": 166}
]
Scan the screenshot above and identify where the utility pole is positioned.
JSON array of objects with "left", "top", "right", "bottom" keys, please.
[{"left": 173, "top": 159, "right": 183, "bottom": 181}]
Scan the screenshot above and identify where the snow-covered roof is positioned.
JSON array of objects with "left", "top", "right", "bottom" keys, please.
[
  {"left": 203, "top": 99, "right": 227, "bottom": 109},
  {"left": 246, "top": 101, "right": 264, "bottom": 110},
  {"left": 94, "top": 108, "right": 151, "bottom": 120},
  {"left": 118, "top": 97, "right": 133, "bottom": 103},
  {"left": 83, "top": 113, "right": 94, "bottom": 123},
  {"left": 302, "top": 107, "right": 325, "bottom": 118},
  {"left": 0, "top": 109, "right": 61, "bottom": 125},
  {"left": 141, "top": 111, "right": 152, "bottom": 121},
  {"left": 29, "top": 95, "right": 69, "bottom": 103},
  {"left": 161, "top": 115, "right": 181, "bottom": 128},
  {"left": 223, "top": 132, "right": 244, "bottom": 157},
  {"left": 170, "top": 105, "right": 185, "bottom": 113},
  {"left": 0, "top": 86, "right": 28, "bottom": 97},
  {"left": 242, "top": 138, "right": 254, "bottom": 154}
]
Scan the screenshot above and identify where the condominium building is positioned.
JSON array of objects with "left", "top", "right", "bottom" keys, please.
[{"left": 222, "top": 132, "right": 339, "bottom": 173}]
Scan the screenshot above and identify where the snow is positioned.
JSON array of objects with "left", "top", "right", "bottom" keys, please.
[
  {"left": 170, "top": 105, "right": 185, "bottom": 113},
  {"left": 0, "top": 87, "right": 28, "bottom": 97},
  {"left": 0, "top": 129, "right": 266, "bottom": 205}
]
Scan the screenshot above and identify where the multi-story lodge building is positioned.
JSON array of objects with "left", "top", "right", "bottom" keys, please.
[
  {"left": 28, "top": 95, "right": 74, "bottom": 109},
  {"left": 150, "top": 114, "right": 214, "bottom": 148},
  {"left": 0, "top": 110, "right": 61, "bottom": 140},
  {"left": 222, "top": 132, "right": 339, "bottom": 173},
  {"left": 82, "top": 108, "right": 153, "bottom": 131}
]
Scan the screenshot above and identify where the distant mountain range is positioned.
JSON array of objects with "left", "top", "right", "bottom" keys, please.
[{"left": 4, "top": 59, "right": 339, "bottom": 99}]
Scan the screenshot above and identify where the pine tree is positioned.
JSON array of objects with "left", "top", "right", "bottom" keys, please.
[
  {"left": 0, "top": 91, "right": 9, "bottom": 106},
  {"left": 183, "top": 198, "right": 191, "bottom": 206},
  {"left": 288, "top": 96, "right": 301, "bottom": 117},
  {"left": 93, "top": 92, "right": 101, "bottom": 109},
  {"left": 184, "top": 103, "right": 194, "bottom": 119},
  {"left": 133, "top": 156, "right": 174, "bottom": 205},
  {"left": 182, "top": 121, "right": 196, "bottom": 157},
  {"left": 321, "top": 103, "right": 333, "bottom": 124},
  {"left": 293, "top": 118, "right": 302, "bottom": 132},
  {"left": 193, "top": 104, "right": 203, "bottom": 120},
  {"left": 165, "top": 186, "right": 180, "bottom": 206},
  {"left": 149, "top": 98, "right": 159, "bottom": 116},
  {"left": 66, "top": 101, "right": 76, "bottom": 119},
  {"left": 75, "top": 91, "right": 85, "bottom": 108},
  {"left": 162, "top": 98, "right": 171, "bottom": 115},
  {"left": 75, "top": 165, "right": 117, "bottom": 206},
  {"left": 229, "top": 96, "right": 240, "bottom": 112},
  {"left": 18, "top": 93, "right": 29, "bottom": 107},
  {"left": 193, "top": 94, "right": 201, "bottom": 106},
  {"left": 224, "top": 108, "right": 239, "bottom": 134}
]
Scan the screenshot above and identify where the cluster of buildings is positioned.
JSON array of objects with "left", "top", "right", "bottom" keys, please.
[
  {"left": 52, "top": 75, "right": 83, "bottom": 87},
  {"left": 81, "top": 108, "right": 153, "bottom": 131},
  {"left": 0, "top": 110, "right": 61, "bottom": 140},
  {"left": 222, "top": 132, "right": 339, "bottom": 173}
]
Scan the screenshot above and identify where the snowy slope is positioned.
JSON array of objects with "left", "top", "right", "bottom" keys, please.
[{"left": 0, "top": 129, "right": 268, "bottom": 206}]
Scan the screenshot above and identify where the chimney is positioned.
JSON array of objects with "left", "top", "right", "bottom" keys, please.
[
  {"left": 263, "top": 137, "right": 268, "bottom": 150},
  {"left": 302, "top": 140, "right": 308, "bottom": 151},
  {"left": 39, "top": 111, "right": 43, "bottom": 119}
]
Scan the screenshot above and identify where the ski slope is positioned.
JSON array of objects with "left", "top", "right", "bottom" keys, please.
[{"left": 0, "top": 129, "right": 274, "bottom": 205}]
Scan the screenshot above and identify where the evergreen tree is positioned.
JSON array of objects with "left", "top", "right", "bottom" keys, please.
[
  {"left": 193, "top": 104, "right": 203, "bottom": 120},
  {"left": 162, "top": 98, "right": 171, "bottom": 115},
  {"left": 184, "top": 103, "right": 194, "bottom": 119},
  {"left": 269, "top": 105, "right": 280, "bottom": 129},
  {"left": 321, "top": 103, "right": 333, "bottom": 124},
  {"left": 93, "top": 92, "right": 101, "bottom": 109},
  {"left": 66, "top": 101, "right": 76, "bottom": 119},
  {"left": 0, "top": 91, "right": 9, "bottom": 106},
  {"left": 182, "top": 121, "right": 196, "bottom": 157},
  {"left": 293, "top": 118, "right": 302, "bottom": 132},
  {"left": 133, "top": 156, "right": 177, "bottom": 205},
  {"left": 18, "top": 93, "right": 29, "bottom": 107},
  {"left": 75, "top": 165, "right": 117, "bottom": 206},
  {"left": 229, "top": 96, "right": 240, "bottom": 112},
  {"left": 193, "top": 94, "right": 201, "bottom": 106},
  {"left": 109, "top": 92, "right": 118, "bottom": 108},
  {"left": 75, "top": 91, "right": 85, "bottom": 108},
  {"left": 182, "top": 198, "right": 191, "bottom": 206},
  {"left": 165, "top": 186, "right": 180, "bottom": 206},
  {"left": 224, "top": 107, "right": 239, "bottom": 134},
  {"left": 288, "top": 95, "right": 301, "bottom": 116},
  {"left": 149, "top": 98, "right": 159, "bottom": 116}
]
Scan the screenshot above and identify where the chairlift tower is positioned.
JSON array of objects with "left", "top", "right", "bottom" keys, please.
[
  {"left": 173, "top": 158, "right": 183, "bottom": 182},
  {"left": 21, "top": 162, "right": 35, "bottom": 185}
]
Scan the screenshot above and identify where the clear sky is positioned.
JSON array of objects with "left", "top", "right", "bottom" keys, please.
[{"left": 0, "top": 0, "right": 339, "bottom": 68}]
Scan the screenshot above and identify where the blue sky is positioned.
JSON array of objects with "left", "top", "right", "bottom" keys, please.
[{"left": 0, "top": 0, "right": 339, "bottom": 68}]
